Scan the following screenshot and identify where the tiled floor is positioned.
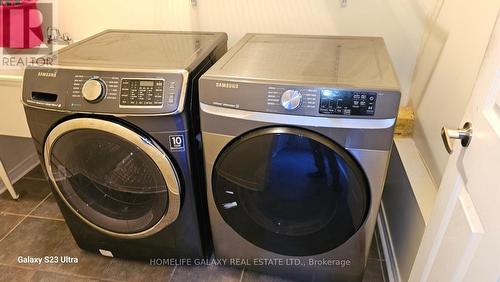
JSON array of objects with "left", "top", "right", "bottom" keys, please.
[{"left": 0, "top": 166, "right": 388, "bottom": 282}]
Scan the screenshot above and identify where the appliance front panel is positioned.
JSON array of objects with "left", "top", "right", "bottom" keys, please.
[
  {"left": 202, "top": 130, "right": 389, "bottom": 280},
  {"left": 210, "top": 127, "right": 370, "bottom": 256},
  {"left": 200, "top": 104, "right": 395, "bottom": 151}
]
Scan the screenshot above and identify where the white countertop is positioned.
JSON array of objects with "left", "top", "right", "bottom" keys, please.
[{"left": 0, "top": 69, "right": 24, "bottom": 82}]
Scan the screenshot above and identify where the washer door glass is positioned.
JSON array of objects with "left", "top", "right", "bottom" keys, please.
[
  {"left": 213, "top": 127, "right": 370, "bottom": 256},
  {"left": 46, "top": 120, "right": 177, "bottom": 235}
]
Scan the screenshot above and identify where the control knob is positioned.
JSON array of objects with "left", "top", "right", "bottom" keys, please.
[
  {"left": 82, "top": 77, "right": 106, "bottom": 102},
  {"left": 281, "top": 90, "right": 302, "bottom": 110}
]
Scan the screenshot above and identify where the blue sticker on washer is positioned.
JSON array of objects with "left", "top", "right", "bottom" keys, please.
[{"left": 169, "top": 135, "right": 185, "bottom": 152}]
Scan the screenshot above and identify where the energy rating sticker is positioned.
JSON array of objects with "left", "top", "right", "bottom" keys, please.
[{"left": 169, "top": 135, "right": 185, "bottom": 152}]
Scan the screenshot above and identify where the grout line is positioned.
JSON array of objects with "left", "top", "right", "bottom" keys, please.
[
  {"left": 239, "top": 265, "right": 246, "bottom": 282},
  {"left": 1, "top": 211, "right": 31, "bottom": 217},
  {"left": 168, "top": 265, "right": 177, "bottom": 281},
  {"left": 2, "top": 211, "right": 66, "bottom": 223},
  {"left": 1, "top": 193, "right": 51, "bottom": 242},
  {"left": 27, "top": 193, "right": 52, "bottom": 216},
  {"left": 0, "top": 213, "right": 28, "bottom": 242},
  {"left": 26, "top": 214, "right": 65, "bottom": 222},
  {"left": 22, "top": 177, "right": 49, "bottom": 182},
  {"left": 1, "top": 211, "right": 63, "bottom": 221},
  {"left": 0, "top": 255, "right": 121, "bottom": 282},
  {"left": 0, "top": 261, "right": 37, "bottom": 271}
]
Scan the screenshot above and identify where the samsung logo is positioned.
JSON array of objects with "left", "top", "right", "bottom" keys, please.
[
  {"left": 37, "top": 71, "right": 57, "bottom": 78},
  {"left": 216, "top": 82, "right": 239, "bottom": 89}
]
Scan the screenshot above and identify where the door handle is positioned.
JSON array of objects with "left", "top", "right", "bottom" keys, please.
[{"left": 441, "top": 122, "right": 473, "bottom": 154}]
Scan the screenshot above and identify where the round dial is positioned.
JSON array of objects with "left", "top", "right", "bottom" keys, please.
[
  {"left": 281, "top": 90, "right": 302, "bottom": 110},
  {"left": 82, "top": 78, "right": 106, "bottom": 102}
]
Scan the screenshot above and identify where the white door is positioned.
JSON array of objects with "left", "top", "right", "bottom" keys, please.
[{"left": 409, "top": 12, "right": 500, "bottom": 282}]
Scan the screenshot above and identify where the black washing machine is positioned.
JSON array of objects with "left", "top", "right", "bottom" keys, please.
[{"left": 22, "top": 30, "right": 227, "bottom": 260}]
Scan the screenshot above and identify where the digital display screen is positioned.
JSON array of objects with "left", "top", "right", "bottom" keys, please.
[
  {"left": 140, "top": 81, "right": 154, "bottom": 87},
  {"left": 120, "top": 79, "right": 164, "bottom": 107},
  {"left": 319, "top": 89, "right": 377, "bottom": 116}
]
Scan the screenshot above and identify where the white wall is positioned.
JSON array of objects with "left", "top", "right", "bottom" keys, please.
[
  {"left": 0, "top": 78, "right": 30, "bottom": 137},
  {"left": 55, "top": 0, "right": 437, "bottom": 106},
  {"left": 410, "top": 0, "right": 500, "bottom": 183}
]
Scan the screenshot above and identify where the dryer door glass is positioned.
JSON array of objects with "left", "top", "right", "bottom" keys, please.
[
  {"left": 213, "top": 127, "right": 369, "bottom": 256},
  {"left": 46, "top": 122, "right": 177, "bottom": 235}
]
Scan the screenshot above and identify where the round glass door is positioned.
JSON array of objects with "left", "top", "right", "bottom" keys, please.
[
  {"left": 44, "top": 118, "right": 181, "bottom": 238},
  {"left": 213, "top": 127, "right": 370, "bottom": 256}
]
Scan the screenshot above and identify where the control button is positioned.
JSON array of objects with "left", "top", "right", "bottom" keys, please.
[
  {"left": 320, "top": 99, "right": 329, "bottom": 108},
  {"left": 82, "top": 78, "right": 106, "bottom": 102},
  {"left": 361, "top": 94, "right": 367, "bottom": 99},
  {"left": 281, "top": 90, "right": 302, "bottom": 110},
  {"left": 369, "top": 96, "right": 375, "bottom": 101},
  {"left": 360, "top": 101, "right": 366, "bottom": 106}
]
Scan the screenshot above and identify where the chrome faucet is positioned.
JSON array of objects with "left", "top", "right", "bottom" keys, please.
[{"left": 47, "top": 27, "right": 73, "bottom": 45}]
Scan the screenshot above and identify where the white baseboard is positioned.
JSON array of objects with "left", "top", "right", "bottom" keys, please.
[
  {"left": 0, "top": 153, "right": 40, "bottom": 195},
  {"left": 378, "top": 203, "right": 402, "bottom": 282}
]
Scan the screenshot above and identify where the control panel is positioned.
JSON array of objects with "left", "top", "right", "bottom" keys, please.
[
  {"left": 200, "top": 79, "right": 400, "bottom": 119},
  {"left": 68, "top": 72, "right": 182, "bottom": 114},
  {"left": 266, "top": 87, "right": 377, "bottom": 116},
  {"left": 319, "top": 90, "right": 377, "bottom": 116},
  {"left": 22, "top": 68, "right": 185, "bottom": 115},
  {"left": 120, "top": 79, "right": 165, "bottom": 107}
]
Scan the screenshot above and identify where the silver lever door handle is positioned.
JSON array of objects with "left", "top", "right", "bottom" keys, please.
[{"left": 441, "top": 122, "right": 473, "bottom": 154}]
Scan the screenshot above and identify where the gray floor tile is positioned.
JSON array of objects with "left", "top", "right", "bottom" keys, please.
[
  {"left": 242, "top": 270, "right": 295, "bottom": 282},
  {"left": 36, "top": 235, "right": 120, "bottom": 279},
  {"left": 30, "top": 270, "right": 99, "bottom": 282},
  {"left": 35, "top": 228, "right": 174, "bottom": 281},
  {"left": 362, "top": 259, "right": 385, "bottom": 282},
  {"left": 30, "top": 194, "right": 64, "bottom": 221},
  {"left": 0, "top": 178, "right": 51, "bottom": 215},
  {"left": 170, "top": 265, "right": 242, "bottom": 282},
  {"left": 24, "top": 165, "right": 47, "bottom": 181},
  {"left": 0, "top": 215, "right": 173, "bottom": 281},
  {"left": 0, "top": 265, "right": 36, "bottom": 282},
  {"left": 0, "top": 218, "right": 68, "bottom": 266},
  {"left": 0, "top": 213, "right": 24, "bottom": 239},
  {"left": 106, "top": 259, "right": 175, "bottom": 282},
  {"left": 0, "top": 171, "right": 389, "bottom": 282}
]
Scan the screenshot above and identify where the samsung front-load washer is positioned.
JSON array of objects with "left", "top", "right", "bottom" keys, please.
[
  {"left": 22, "top": 30, "right": 227, "bottom": 260},
  {"left": 199, "top": 34, "right": 400, "bottom": 281}
]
